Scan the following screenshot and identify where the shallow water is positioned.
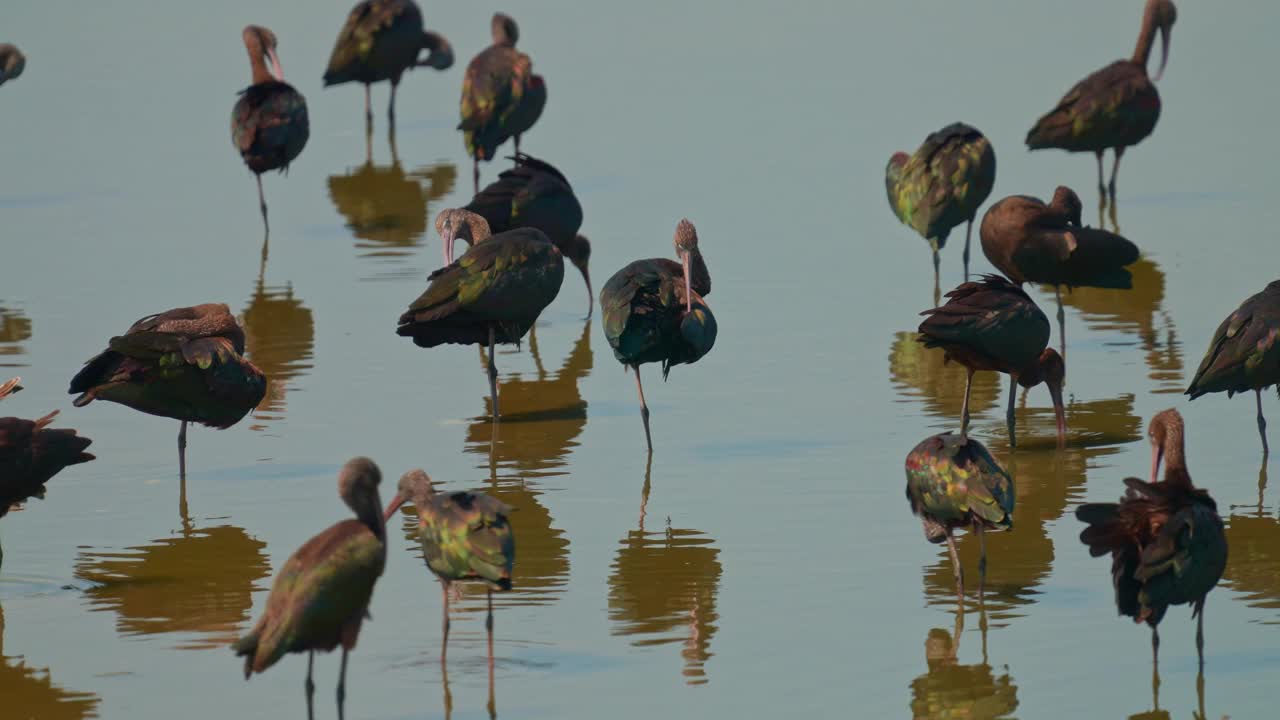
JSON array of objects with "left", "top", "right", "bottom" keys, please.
[{"left": 2, "top": 1, "right": 1278, "bottom": 718}]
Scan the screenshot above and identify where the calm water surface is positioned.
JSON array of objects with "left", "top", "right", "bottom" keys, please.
[{"left": 3, "top": 1, "right": 1279, "bottom": 717}]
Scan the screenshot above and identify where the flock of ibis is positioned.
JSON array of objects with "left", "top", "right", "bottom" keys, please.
[{"left": 0, "top": 0, "right": 1278, "bottom": 714}]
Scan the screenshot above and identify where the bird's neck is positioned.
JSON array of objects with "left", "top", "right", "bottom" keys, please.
[
  {"left": 1131, "top": 7, "right": 1159, "bottom": 68},
  {"left": 248, "top": 49, "right": 273, "bottom": 85},
  {"left": 1160, "top": 436, "right": 1190, "bottom": 487}
]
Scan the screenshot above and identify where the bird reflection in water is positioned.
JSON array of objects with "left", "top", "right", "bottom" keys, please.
[
  {"left": 922, "top": 395, "right": 1140, "bottom": 624},
  {"left": 1223, "top": 493, "right": 1280, "bottom": 625},
  {"left": 909, "top": 613, "right": 1018, "bottom": 719},
  {"left": 327, "top": 131, "right": 456, "bottom": 281},
  {"left": 73, "top": 498, "right": 270, "bottom": 650},
  {"left": 240, "top": 235, "right": 314, "bottom": 429},
  {"left": 0, "top": 304, "right": 32, "bottom": 368},
  {"left": 1056, "top": 256, "right": 1183, "bottom": 394},
  {"left": 608, "top": 457, "right": 722, "bottom": 685},
  {"left": 0, "top": 605, "right": 100, "bottom": 719},
  {"left": 890, "top": 331, "right": 1002, "bottom": 424},
  {"left": 1128, "top": 669, "right": 1210, "bottom": 720}
]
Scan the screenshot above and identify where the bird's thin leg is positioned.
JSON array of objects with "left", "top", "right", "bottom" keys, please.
[
  {"left": 959, "top": 368, "right": 974, "bottom": 439},
  {"left": 1257, "top": 389, "right": 1270, "bottom": 455},
  {"left": 305, "top": 651, "right": 315, "bottom": 720},
  {"left": 974, "top": 518, "right": 987, "bottom": 594},
  {"left": 486, "top": 589, "right": 495, "bottom": 674},
  {"left": 178, "top": 421, "right": 188, "bottom": 480},
  {"left": 256, "top": 175, "right": 268, "bottom": 233},
  {"left": 440, "top": 579, "right": 451, "bottom": 664},
  {"left": 1196, "top": 670, "right": 1206, "bottom": 720},
  {"left": 529, "top": 324, "right": 546, "bottom": 378},
  {"left": 364, "top": 84, "right": 373, "bottom": 134},
  {"left": 336, "top": 646, "right": 349, "bottom": 720},
  {"left": 441, "top": 655, "right": 454, "bottom": 720},
  {"left": 633, "top": 365, "right": 653, "bottom": 451},
  {"left": 1109, "top": 146, "right": 1124, "bottom": 208},
  {"left": 1006, "top": 374, "right": 1017, "bottom": 450},
  {"left": 388, "top": 81, "right": 398, "bottom": 135},
  {"left": 1055, "top": 286, "right": 1066, "bottom": 358},
  {"left": 1095, "top": 150, "right": 1107, "bottom": 210},
  {"left": 1196, "top": 601, "right": 1206, "bottom": 672},
  {"left": 931, "top": 241, "right": 941, "bottom": 304},
  {"left": 514, "top": 134, "right": 521, "bottom": 155},
  {"left": 473, "top": 159, "right": 480, "bottom": 196},
  {"left": 1152, "top": 625, "right": 1161, "bottom": 677},
  {"left": 963, "top": 219, "right": 973, "bottom": 281},
  {"left": 945, "top": 532, "right": 964, "bottom": 600},
  {"left": 487, "top": 326, "right": 500, "bottom": 420}
]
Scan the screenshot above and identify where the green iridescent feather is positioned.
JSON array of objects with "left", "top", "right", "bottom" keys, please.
[
  {"left": 323, "top": 0, "right": 451, "bottom": 85},
  {"left": 459, "top": 47, "right": 540, "bottom": 160},
  {"left": 905, "top": 433, "right": 1013, "bottom": 543},
  {"left": 886, "top": 123, "right": 996, "bottom": 249},
  {"left": 1186, "top": 280, "right": 1280, "bottom": 399},
  {"left": 416, "top": 491, "right": 515, "bottom": 589},
  {"left": 601, "top": 260, "right": 716, "bottom": 377}
]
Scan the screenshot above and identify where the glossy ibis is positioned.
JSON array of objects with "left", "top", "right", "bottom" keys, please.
[
  {"left": 886, "top": 123, "right": 996, "bottom": 296},
  {"left": 1186, "top": 280, "right": 1280, "bottom": 454},
  {"left": 601, "top": 219, "right": 716, "bottom": 451},
  {"left": 980, "top": 185, "right": 1139, "bottom": 352},
  {"left": 1075, "top": 409, "right": 1227, "bottom": 672},
  {"left": 232, "top": 26, "right": 309, "bottom": 232},
  {"left": 235, "top": 458, "right": 388, "bottom": 718},
  {"left": 917, "top": 275, "right": 1066, "bottom": 448},
  {"left": 68, "top": 303, "right": 266, "bottom": 478},
  {"left": 459, "top": 13, "right": 546, "bottom": 193},
  {"left": 0, "top": 44, "right": 24, "bottom": 87},
  {"left": 323, "top": 0, "right": 453, "bottom": 134},
  {"left": 905, "top": 432, "right": 1013, "bottom": 599},
  {"left": 1027, "top": 0, "right": 1177, "bottom": 210},
  {"left": 397, "top": 209, "right": 564, "bottom": 419},
  {"left": 385, "top": 469, "right": 514, "bottom": 667},
  {"left": 462, "top": 153, "right": 592, "bottom": 312}
]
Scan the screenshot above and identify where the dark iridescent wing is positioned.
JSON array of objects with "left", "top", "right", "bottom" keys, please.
[
  {"left": 1026, "top": 61, "right": 1160, "bottom": 151},
  {"left": 917, "top": 275, "right": 1050, "bottom": 368},
  {"left": 905, "top": 433, "right": 1013, "bottom": 534},
  {"left": 1186, "top": 281, "right": 1280, "bottom": 398},
  {"left": 888, "top": 124, "right": 996, "bottom": 244}
]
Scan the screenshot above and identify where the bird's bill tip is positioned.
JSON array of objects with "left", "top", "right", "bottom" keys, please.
[
  {"left": 1049, "top": 383, "right": 1067, "bottom": 444},
  {"left": 1154, "top": 25, "right": 1171, "bottom": 81}
]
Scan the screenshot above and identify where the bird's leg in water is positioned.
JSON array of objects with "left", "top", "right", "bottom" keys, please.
[
  {"left": 1095, "top": 150, "right": 1107, "bottom": 211},
  {"left": 1196, "top": 599, "right": 1206, "bottom": 672},
  {"left": 1152, "top": 626, "right": 1161, "bottom": 678},
  {"left": 633, "top": 365, "right": 653, "bottom": 451},
  {"left": 959, "top": 368, "right": 975, "bottom": 439},
  {"left": 930, "top": 241, "right": 941, "bottom": 305},
  {"left": 364, "top": 84, "right": 373, "bottom": 134},
  {"left": 486, "top": 589, "right": 495, "bottom": 673},
  {"left": 1109, "top": 146, "right": 1125, "bottom": 210},
  {"left": 945, "top": 532, "right": 964, "bottom": 601},
  {"left": 1055, "top": 286, "right": 1066, "bottom": 358},
  {"left": 1257, "top": 389, "right": 1270, "bottom": 455},
  {"left": 974, "top": 518, "right": 987, "bottom": 595},
  {"left": 336, "top": 647, "right": 348, "bottom": 720},
  {"left": 256, "top": 175, "right": 269, "bottom": 233},
  {"left": 963, "top": 219, "right": 973, "bottom": 281},
  {"left": 487, "top": 327, "right": 500, "bottom": 419},
  {"left": 178, "top": 420, "right": 188, "bottom": 480},
  {"left": 305, "top": 651, "right": 315, "bottom": 720},
  {"left": 1006, "top": 374, "right": 1017, "bottom": 449},
  {"left": 440, "top": 580, "right": 451, "bottom": 663},
  {"left": 388, "top": 80, "right": 398, "bottom": 135}
]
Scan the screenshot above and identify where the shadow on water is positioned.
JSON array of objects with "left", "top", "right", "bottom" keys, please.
[
  {"left": 1056, "top": 257, "right": 1184, "bottom": 394},
  {"left": 909, "top": 615, "right": 1018, "bottom": 719},
  {"left": 73, "top": 506, "right": 270, "bottom": 649},
  {"left": 608, "top": 457, "right": 722, "bottom": 686},
  {"left": 240, "top": 236, "right": 315, "bottom": 428},
  {"left": 1223, "top": 472, "right": 1280, "bottom": 624},
  {"left": 0, "top": 304, "right": 32, "bottom": 368},
  {"left": 0, "top": 605, "right": 100, "bottom": 719},
  {"left": 889, "top": 331, "right": 1001, "bottom": 426},
  {"left": 327, "top": 133, "right": 456, "bottom": 282},
  {"left": 920, "top": 395, "right": 1141, "bottom": 625}
]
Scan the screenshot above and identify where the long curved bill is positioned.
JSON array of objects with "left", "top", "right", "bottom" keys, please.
[
  {"left": 442, "top": 225, "right": 456, "bottom": 266},
  {"left": 268, "top": 50, "right": 284, "bottom": 82},
  {"left": 383, "top": 493, "right": 406, "bottom": 522},
  {"left": 581, "top": 266, "right": 594, "bottom": 316},
  {"left": 1154, "top": 26, "right": 1171, "bottom": 82},
  {"left": 1049, "top": 382, "right": 1067, "bottom": 445},
  {"left": 681, "top": 251, "right": 692, "bottom": 313},
  {"left": 1149, "top": 444, "right": 1163, "bottom": 484}
]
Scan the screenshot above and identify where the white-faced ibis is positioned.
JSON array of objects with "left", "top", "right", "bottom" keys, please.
[
  {"left": 232, "top": 26, "right": 309, "bottom": 232},
  {"left": 1075, "top": 409, "right": 1227, "bottom": 672},
  {"left": 397, "top": 209, "right": 564, "bottom": 419},
  {"left": 385, "top": 469, "right": 514, "bottom": 667},
  {"left": 1186, "top": 280, "right": 1280, "bottom": 454},
  {"left": 917, "top": 275, "right": 1066, "bottom": 448},
  {"left": 905, "top": 433, "right": 1013, "bottom": 599},
  {"left": 459, "top": 13, "right": 546, "bottom": 193},
  {"left": 980, "top": 185, "right": 1139, "bottom": 352},
  {"left": 323, "top": 0, "right": 454, "bottom": 133},
  {"left": 68, "top": 304, "right": 266, "bottom": 478},
  {"left": 886, "top": 123, "right": 996, "bottom": 296},
  {"left": 601, "top": 219, "right": 716, "bottom": 451},
  {"left": 1027, "top": 0, "right": 1177, "bottom": 209},
  {"left": 0, "top": 44, "right": 24, "bottom": 87},
  {"left": 462, "top": 153, "right": 592, "bottom": 312},
  {"left": 234, "top": 458, "right": 388, "bottom": 718}
]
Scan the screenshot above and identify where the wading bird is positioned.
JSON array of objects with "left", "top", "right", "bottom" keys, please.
[
  {"left": 601, "top": 219, "right": 716, "bottom": 451},
  {"left": 980, "top": 185, "right": 1139, "bottom": 352},
  {"left": 68, "top": 304, "right": 265, "bottom": 478},
  {"left": 234, "top": 458, "right": 388, "bottom": 719},
  {"left": 1027, "top": 0, "right": 1177, "bottom": 211},
  {"left": 905, "top": 433, "right": 1013, "bottom": 599},
  {"left": 232, "top": 26, "right": 309, "bottom": 231},
  {"left": 886, "top": 123, "right": 996, "bottom": 297},
  {"left": 397, "top": 209, "right": 564, "bottom": 418},
  {"left": 917, "top": 275, "right": 1066, "bottom": 448},
  {"left": 385, "top": 469, "right": 514, "bottom": 667},
  {"left": 462, "top": 153, "right": 592, "bottom": 312},
  {"left": 1186, "top": 280, "right": 1280, "bottom": 454},
  {"left": 0, "top": 44, "right": 24, "bottom": 87},
  {"left": 459, "top": 13, "right": 546, "bottom": 193},
  {"left": 323, "top": 0, "right": 453, "bottom": 134},
  {"left": 1075, "top": 409, "right": 1227, "bottom": 672}
]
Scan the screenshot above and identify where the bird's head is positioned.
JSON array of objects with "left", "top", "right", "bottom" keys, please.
[
  {"left": 886, "top": 152, "right": 909, "bottom": 185},
  {"left": 243, "top": 25, "right": 283, "bottom": 80},
  {"left": 384, "top": 469, "right": 436, "bottom": 522},
  {"left": 1019, "top": 349, "right": 1066, "bottom": 444},
  {"left": 563, "top": 234, "right": 593, "bottom": 315},
  {"left": 1147, "top": 0, "right": 1177, "bottom": 81},
  {"left": 436, "top": 208, "right": 492, "bottom": 265},
  {"left": 673, "top": 219, "right": 699, "bottom": 313},
  {"left": 492, "top": 13, "right": 519, "bottom": 47},
  {"left": 421, "top": 31, "right": 454, "bottom": 70},
  {"left": 1147, "top": 408, "right": 1185, "bottom": 482},
  {"left": 0, "top": 44, "right": 25, "bottom": 85},
  {"left": 338, "top": 457, "right": 383, "bottom": 527},
  {"left": 1050, "top": 186, "right": 1083, "bottom": 227}
]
